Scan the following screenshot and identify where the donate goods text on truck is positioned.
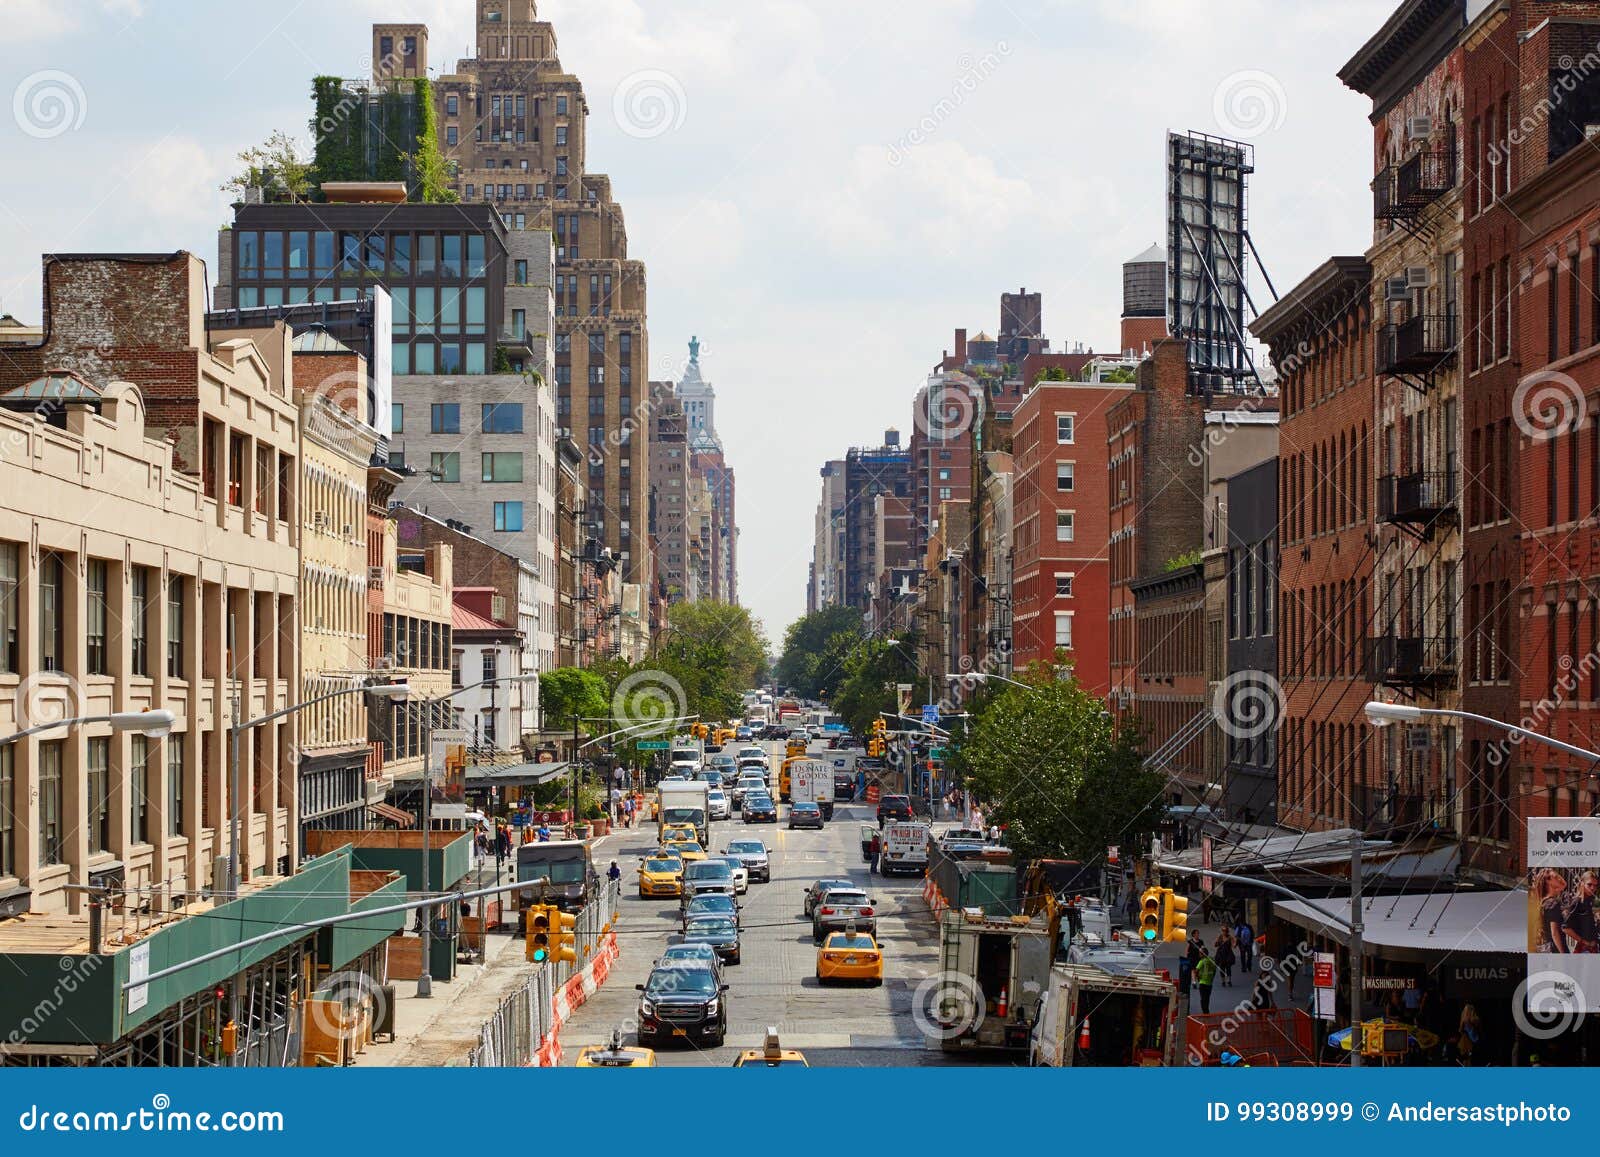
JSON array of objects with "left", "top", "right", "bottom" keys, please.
[
  {"left": 880, "top": 821, "right": 930, "bottom": 876},
  {"left": 786, "top": 759, "right": 835, "bottom": 820},
  {"left": 1029, "top": 963, "right": 1178, "bottom": 1067},
  {"left": 658, "top": 780, "right": 711, "bottom": 845}
]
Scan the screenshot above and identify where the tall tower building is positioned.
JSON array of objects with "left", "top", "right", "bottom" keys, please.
[
  {"left": 377, "top": 0, "right": 651, "bottom": 585},
  {"left": 676, "top": 335, "right": 720, "bottom": 451}
]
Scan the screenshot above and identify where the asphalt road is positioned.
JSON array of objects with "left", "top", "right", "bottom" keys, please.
[{"left": 561, "top": 742, "right": 969, "bottom": 1066}]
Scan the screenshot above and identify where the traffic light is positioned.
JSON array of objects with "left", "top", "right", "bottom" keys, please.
[
  {"left": 1138, "top": 887, "right": 1163, "bottom": 943},
  {"left": 867, "top": 738, "right": 883, "bottom": 757},
  {"left": 1163, "top": 891, "right": 1189, "bottom": 943},
  {"left": 549, "top": 907, "right": 578, "bottom": 965},
  {"left": 692, "top": 722, "right": 709, "bottom": 740},
  {"left": 526, "top": 904, "right": 554, "bottom": 962}
]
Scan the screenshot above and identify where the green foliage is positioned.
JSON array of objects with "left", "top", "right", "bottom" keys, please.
[
  {"left": 663, "top": 602, "right": 769, "bottom": 691},
  {"left": 775, "top": 607, "right": 864, "bottom": 698},
  {"left": 539, "top": 667, "right": 609, "bottom": 733},
  {"left": 493, "top": 346, "right": 513, "bottom": 373},
  {"left": 1162, "top": 549, "right": 1202, "bottom": 572},
  {"left": 1034, "top": 365, "right": 1072, "bottom": 384},
  {"left": 830, "top": 634, "right": 920, "bottom": 736},
  {"left": 405, "top": 77, "right": 459, "bottom": 203},
  {"left": 950, "top": 674, "right": 1165, "bottom": 864},
  {"left": 310, "top": 77, "right": 364, "bottom": 189},
  {"left": 1090, "top": 366, "right": 1137, "bottom": 383},
  {"left": 222, "top": 129, "right": 313, "bottom": 202}
]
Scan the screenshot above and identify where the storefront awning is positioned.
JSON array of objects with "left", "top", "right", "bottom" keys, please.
[
  {"left": 392, "top": 760, "right": 571, "bottom": 789},
  {"left": 1275, "top": 889, "right": 1527, "bottom": 960},
  {"left": 368, "top": 801, "right": 415, "bottom": 828}
]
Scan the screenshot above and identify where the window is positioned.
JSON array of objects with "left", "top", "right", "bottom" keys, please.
[
  {"left": 168, "top": 574, "right": 184, "bottom": 678},
  {"left": 1056, "top": 574, "right": 1074, "bottom": 597},
  {"left": 446, "top": 125, "right": 458, "bottom": 147},
  {"left": 446, "top": 94, "right": 458, "bottom": 116},
  {"left": 168, "top": 742, "right": 184, "bottom": 836},
  {"left": 131, "top": 567, "right": 150, "bottom": 676},
  {"left": 482, "top": 452, "right": 524, "bottom": 483},
  {"left": 430, "top": 452, "right": 461, "bottom": 482},
  {"left": 87, "top": 737, "right": 109, "bottom": 855},
  {"left": 130, "top": 736, "right": 149, "bottom": 845},
  {"left": 1054, "top": 613, "right": 1073, "bottom": 648},
  {"left": 313, "top": 231, "right": 334, "bottom": 272},
  {"left": 1056, "top": 462, "right": 1075, "bottom": 492},
  {"left": 482, "top": 650, "right": 498, "bottom": 684},
  {"left": 494, "top": 501, "right": 524, "bottom": 532},
  {"left": 483, "top": 403, "right": 524, "bottom": 433},
  {"left": 556, "top": 125, "right": 567, "bottom": 146},
  {"left": 38, "top": 551, "right": 64, "bottom": 673},
  {"left": 288, "top": 231, "right": 308, "bottom": 277},
  {"left": 514, "top": 259, "right": 528, "bottom": 285},
  {"left": 1057, "top": 414, "right": 1076, "bottom": 444},
  {"left": 511, "top": 308, "right": 526, "bottom": 339},
  {"left": 0, "top": 543, "right": 15, "bottom": 673},
  {"left": 238, "top": 231, "right": 259, "bottom": 277},
  {"left": 431, "top": 403, "right": 460, "bottom": 433},
  {"left": 0, "top": 746, "right": 11, "bottom": 877},
  {"left": 38, "top": 741, "right": 63, "bottom": 866},
  {"left": 86, "top": 559, "right": 108, "bottom": 675},
  {"left": 392, "top": 403, "right": 404, "bottom": 433},
  {"left": 1056, "top": 511, "right": 1075, "bottom": 542},
  {"left": 557, "top": 96, "right": 568, "bottom": 115}
]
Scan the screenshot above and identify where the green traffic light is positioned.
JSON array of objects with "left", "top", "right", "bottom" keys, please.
[
  {"left": 532, "top": 947, "right": 548, "bottom": 962},
  {"left": 1142, "top": 927, "right": 1157, "bottom": 941}
]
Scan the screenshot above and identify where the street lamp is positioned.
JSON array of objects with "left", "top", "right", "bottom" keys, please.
[
  {"left": 2, "top": 708, "right": 176, "bottom": 745},
  {"left": 945, "top": 671, "right": 1035, "bottom": 691},
  {"left": 1363, "top": 700, "right": 1600, "bottom": 762}
]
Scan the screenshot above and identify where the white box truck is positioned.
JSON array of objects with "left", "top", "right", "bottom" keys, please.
[
  {"left": 787, "top": 759, "right": 835, "bottom": 821},
  {"left": 658, "top": 780, "right": 711, "bottom": 846},
  {"left": 879, "top": 820, "right": 930, "bottom": 876}
]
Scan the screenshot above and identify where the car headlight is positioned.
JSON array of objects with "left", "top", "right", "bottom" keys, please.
[
  {"left": 640, "top": 998, "right": 656, "bottom": 1017},
  {"left": 705, "top": 999, "right": 719, "bottom": 1016}
]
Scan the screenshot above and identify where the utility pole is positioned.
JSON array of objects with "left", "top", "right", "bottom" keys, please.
[{"left": 1349, "top": 830, "right": 1364, "bottom": 1068}]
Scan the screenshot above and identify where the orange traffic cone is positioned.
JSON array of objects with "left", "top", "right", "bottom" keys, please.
[
  {"left": 1078, "top": 1017, "right": 1092, "bottom": 1052},
  {"left": 996, "top": 985, "right": 1009, "bottom": 1018}
]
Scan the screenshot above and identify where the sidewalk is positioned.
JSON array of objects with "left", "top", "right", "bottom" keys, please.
[{"left": 353, "top": 823, "right": 637, "bottom": 1066}]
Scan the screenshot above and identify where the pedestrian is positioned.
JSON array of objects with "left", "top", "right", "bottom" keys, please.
[
  {"left": 1065, "top": 895, "right": 1084, "bottom": 941},
  {"left": 624, "top": 796, "right": 636, "bottom": 828},
  {"left": 988, "top": 824, "right": 1001, "bottom": 844},
  {"left": 607, "top": 860, "right": 621, "bottom": 885},
  {"left": 1457, "top": 1003, "right": 1482, "bottom": 1067},
  {"left": 1187, "top": 930, "right": 1205, "bottom": 970},
  {"left": 537, "top": 822, "right": 551, "bottom": 843},
  {"left": 1213, "top": 929, "right": 1236, "bottom": 986},
  {"left": 1235, "top": 917, "right": 1254, "bottom": 972},
  {"left": 1193, "top": 950, "right": 1217, "bottom": 1015},
  {"left": 869, "top": 830, "right": 882, "bottom": 874}
]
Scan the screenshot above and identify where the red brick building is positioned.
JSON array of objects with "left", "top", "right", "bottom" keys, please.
[
  {"left": 1251, "top": 257, "right": 1378, "bottom": 832},
  {"left": 1010, "top": 376, "right": 1133, "bottom": 692},
  {"left": 1461, "top": 3, "right": 1600, "bottom": 881}
]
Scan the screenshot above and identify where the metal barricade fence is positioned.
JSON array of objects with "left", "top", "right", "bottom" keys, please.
[{"left": 467, "top": 878, "right": 620, "bottom": 1066}]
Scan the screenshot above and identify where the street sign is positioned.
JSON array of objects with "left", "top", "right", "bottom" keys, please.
[
  {"left": 930, "top": 747, "right": 947, "bottom": 759},
  {"left": 1313, "top": 953, "right": 1335, "bottom": 989},
  {"left": 636, "top": 740, "right": 670, "bottom": 750},
  {"left": 921, "top": 704, "right": 939, "bottom": 724}
]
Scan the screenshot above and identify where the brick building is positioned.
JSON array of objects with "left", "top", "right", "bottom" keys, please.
[
  {"left": 1251, "top": 257, "right": 1379, "bottom": 832},
  {"left": 1132, "top": 564, "right": 1209, "bottom": 802}
]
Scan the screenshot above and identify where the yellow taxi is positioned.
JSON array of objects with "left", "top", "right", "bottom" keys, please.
[
  {"left": 575, "top": 1032, "right": 657, "bottom": 1067},
  {"left": 815, "top": 929, "right": 883, "bottom": 986},
  {"left": 660, "top": 828, "right": 705, "bottom": 861},
  {"left": 732, "top": 1027, "right": 809, "bottom": 1068},
  {"left": 637, "top": 855, "right": 683, "bottom": 899}
]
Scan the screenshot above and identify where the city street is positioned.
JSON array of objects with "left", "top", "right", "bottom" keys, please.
[{"left": 563, "top": 746, "right": 960, "bottom": 1066}]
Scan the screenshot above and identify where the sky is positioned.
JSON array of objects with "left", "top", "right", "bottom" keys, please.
[{"left": 0, "top": 0, "right": 1396, "bottom": 648}]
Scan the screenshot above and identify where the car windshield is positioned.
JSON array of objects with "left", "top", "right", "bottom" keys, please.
[
  {"left": 645, "top": 969, "right": 717, "bottom": 997},
  {"left": 883, "top": 796, "right": 910, "bottom": 806},
  {"left": 794, "top": 803, "right": 818, "bottom": 811},
  {"left": 813, "top": 880, "right": 852, "bottom": 895},
  {"left": 685, "top": 862, "right": 732, "bottom": 881},
  {"left": 825, "top": 934, "right": 876, "bottom": 949},
  {"left": 661, "top": 946, "right": 714, "bottom": 964},
  {"left": 687, "top": 918, "right": 736, "bottom": 936},
  {"left": 728, "top": 842, "right": 763, "bottom": 854},
  {"left": 643, "top": 859, "right": 677, "bottom": 872},
  {"left": 820, "top": 892, "right": 868, "bottom": 907},
  {"left": 690, "top": 896, "right": 735, "bottom": 913}
]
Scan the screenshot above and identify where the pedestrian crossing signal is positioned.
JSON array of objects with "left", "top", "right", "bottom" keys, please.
[{"left": 1139, "top": 888, "right": 1163, "bottom": 943}]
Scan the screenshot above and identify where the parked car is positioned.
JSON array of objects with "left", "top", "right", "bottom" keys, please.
[
  {"left": 789, "top": 802, "right": 824, "bottom": 830},
  {"left": 723, "top": 839, "right": 771, "bottom": 883},
  {"left": 876, "top": 794, "right": 914, "bottom": 825},
  {"left": 811, "top": 888, "right": 877, "bottom": 944},
  {"left": 743, "top": 794, "right": 778, "bottom": 823},
  {"left": 804, "top": 877, "right": 857, "bottom": 919},
  {"left": 636, "top": 965, "right": 728, "bottom": 1046},
  {"left": 681, "top": 914, "right": 742, "bottom": 964}
]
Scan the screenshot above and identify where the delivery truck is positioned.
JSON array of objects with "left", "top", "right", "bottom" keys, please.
[
  {"left": 933, "top": 909, "right": 1053, "bottom": 1054},
  {"left": 1029, "top": 963, "right": 1178, "bottom": 1067},
  {"left": 787, "top": 759, "right": 835, "bottom": 820},
  {"left": 879, "top": 820, "right": 930, "bottom": 876},
  {"left": 657, "top": 780, "right": 711, "bottom": 846}
]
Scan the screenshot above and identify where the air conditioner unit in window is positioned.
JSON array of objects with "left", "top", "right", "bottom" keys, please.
[
  {"left": 1407, "top": 115, "right": 1433, "bottom": 140},
  {"left": 1384, "top": 277, "right": 1412, "bottom": 302},
  {"left": 1405, "top": 266, "right": 1433, "bottom": 289},
  {"left": 368, "top": 565, "right": 384, "bottom": 585}
]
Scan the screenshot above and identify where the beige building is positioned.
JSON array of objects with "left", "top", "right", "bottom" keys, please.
[
  {"left": 372, "top": 0, "right": 652, "bottom": 586},
  {"left": 376, "top": 522, "right": 453, "bottom": 788},
  {"left": 0, "top": 252, "right": 301, "bottom": 913}
]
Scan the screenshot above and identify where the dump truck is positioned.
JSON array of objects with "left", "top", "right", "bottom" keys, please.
[
  {"left": 1029, "top": 963, "right": 1178, "bottom": 1066},
  {"left": 657, "top": 779, "right": 711, "bottom": 845},
  {"left": 933, "top": 908, "right": 1053, "bottom": 1054}
]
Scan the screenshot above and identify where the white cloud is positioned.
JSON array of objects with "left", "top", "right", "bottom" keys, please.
[
  {"left": 122, "top": 137, "right": 229, "bottom": 221},
  {"left": 4, "top": 0, "right": 77, "bottom": 42}
]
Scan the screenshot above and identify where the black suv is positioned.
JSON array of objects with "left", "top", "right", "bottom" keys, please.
[
  {"left": 636, "top": 965, "right": 729, "bottom": 1047},
  {"left": 877, "top": 794, "right": 913, "bottom": 825}
]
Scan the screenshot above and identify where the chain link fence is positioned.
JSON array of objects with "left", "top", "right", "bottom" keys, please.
[{"left": 467, "top": 878, "right": 621, "bottom": 1067}]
